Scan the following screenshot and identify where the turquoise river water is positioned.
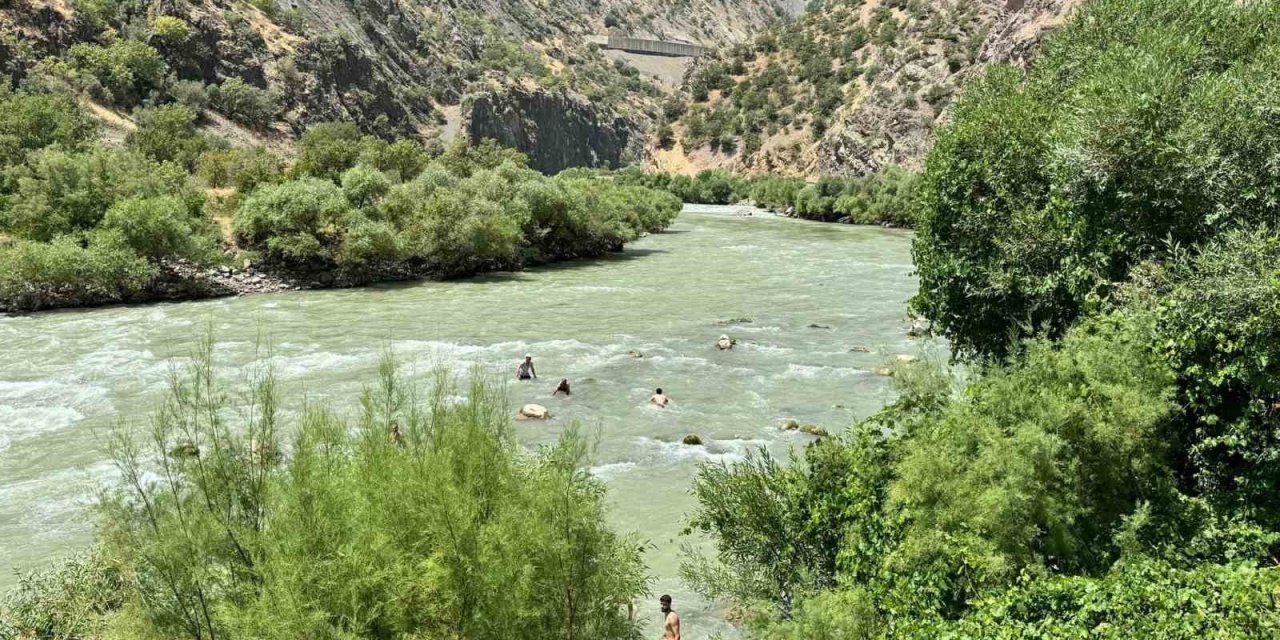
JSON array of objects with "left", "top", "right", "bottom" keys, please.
[{"left": 0, "top": 205, "right": 921, "bottom": 636}]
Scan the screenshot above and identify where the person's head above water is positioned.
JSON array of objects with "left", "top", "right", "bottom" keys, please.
[
  {"left": 524, "top": 354, "right": 532, "bottom": 362},
  {"left": 655, "top": 387, "right": 663, "bottom": 394},
  {"left": 659, "top": 594, "right": 672, "bottom": 613}
]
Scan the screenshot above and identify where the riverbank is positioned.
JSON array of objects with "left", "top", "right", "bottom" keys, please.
[{"left": 0, "top": 241, "right": 640, "bottom": 314}]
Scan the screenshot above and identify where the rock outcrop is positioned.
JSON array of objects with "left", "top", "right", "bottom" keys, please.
[{"left": 467, "top": 87, "right": 645, "bottom": 174}]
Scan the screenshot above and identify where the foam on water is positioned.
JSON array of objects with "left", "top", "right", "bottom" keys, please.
[{"left": 778, "top": 363, "right": 867, "bottom": 380}]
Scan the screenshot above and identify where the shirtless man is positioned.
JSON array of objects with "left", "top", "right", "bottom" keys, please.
[
  {"left": 516, "top": 354, "right": 537, "bottom": 381},
  {"left": 649, "top": 387, "right": 669, "bottom": 408},
  {"left": 659, "top": 595, "right": 680, "bottom": 640}
]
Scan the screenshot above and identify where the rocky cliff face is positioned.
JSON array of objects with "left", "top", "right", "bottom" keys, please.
[
  {"left": 2, "top": 0, "right": 792, "bottom": 169},
  {"left": 467, "top": 87, "right": 643, "bottom": 174}
]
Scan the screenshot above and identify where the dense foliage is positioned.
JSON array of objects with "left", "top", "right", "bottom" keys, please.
[
  {"left": 684, "top": 2, "right": 1280, "bottom": 638},
  {"left": 0, "top": 78, "right": 678, "bottom": 311},
  {"left": 234, "top": 138, "right": 679, "bottom": 277},
  {"left": 912, "top": 0, "right": 1280, "bottom": 360},
  {"left": 0, "top": 344, "right": 649, "bottom": 639}
]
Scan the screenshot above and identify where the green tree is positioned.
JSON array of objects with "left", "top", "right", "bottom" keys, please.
[
  {"left": 912, "top": 0, "right": 1280, "bottom": 360},
  {"left": 66, "top": 40, "right": 167, "bottom": 106},
  {"left": 293, "top": 121, "right": 363, "bottom": 181},
  {"left": 126, "top": 103, "right": 211, "bottom": 169},
  {"left": 101, "top": 195, "right": 214, "bottom": 261}
]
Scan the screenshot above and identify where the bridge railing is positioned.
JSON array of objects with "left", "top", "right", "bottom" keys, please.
[{"left": 605, "top": 33, "right": 709, "bottom": 57}]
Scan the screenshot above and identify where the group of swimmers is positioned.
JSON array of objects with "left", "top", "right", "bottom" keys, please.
[{"left": 516, "top": 354, "right": 670, "bottom": 407}]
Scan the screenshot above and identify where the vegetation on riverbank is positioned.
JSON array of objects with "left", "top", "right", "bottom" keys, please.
[
  {"left": 682, "top": 0, "right": 1280, "bottom": 637},
  {"left": 0, "top": 92, "right": 679, "bottom": 313},
  {"left": 0, "top": 343, "right": 648, "bottom": 640},
  {"left": 570, "top": 164, "right": 919, "bottom": 227}
]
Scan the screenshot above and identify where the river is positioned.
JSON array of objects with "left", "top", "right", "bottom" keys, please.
[{"left": 0, "top": 204, "right": 919, "bottom": 635}]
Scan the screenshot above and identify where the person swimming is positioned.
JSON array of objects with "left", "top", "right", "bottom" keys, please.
[
  {"left": 516, "top": 354, "right": 537, "bottom": 381},
  {"left": 552, "top": 378, "right": 571, "bottom": 397},
  {"left": 649, "top": 387, "right": 669, "bottom": 408}
]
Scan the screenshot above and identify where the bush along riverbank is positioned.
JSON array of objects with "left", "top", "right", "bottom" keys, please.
[
  {"left": 0, "top": 97, "right": 681, "bottom": 313},
  {"left": 564, "top": 165, "right": 919, "bottom": 227},
  {"left": 0, "top": 340, "right": 649, "bottom": 639}
]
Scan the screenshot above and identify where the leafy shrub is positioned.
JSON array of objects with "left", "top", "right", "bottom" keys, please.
[
  {"left": 1, "top": 147, "right": 195, "bottom": 241},
  {"left": 340, "top": 164, "right": 391, "bottom": 208},
  {"left": 169, "top": 79, "right": 210, "bottom": 112},
  {"left": 0, "top": 233, "right": 155, "bottom": 308},
  {"left": 0, "top": 548, "right": 127, "bottom": 639},
  {"left": 149, "top": 15, "right": 193, "bottom": 45},
  {"left": 232, "top": 177, "right": 351, "bottom": 264},
  {"left": 1139, "top": 228, "right": 1280, "bottom": 528},
  {"left": 101, "top": 195, "right": 215, "bottom": 261},
  {"left": 292, "top": 121, "right": 363, "bottom": 180},
  {"left": 208, "top": 77, "right": 280, "bottom": 129},
  {"left": 195, "top": 146, "right": 284, "bottom": 192},
  {"left": 127, "top": 103, "right": 212, "bottom": 169},
  {"left": 0, "top": 90, "right": 98, "bottom": 168},
  {"left": 912, "top": 0, "right": 1280, "bottom": 360},
  {"left": 66, "top": 40, "right": 167, "bottom": 106}
]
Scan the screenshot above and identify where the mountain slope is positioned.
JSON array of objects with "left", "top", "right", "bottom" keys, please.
[
  {"left": 655, "top": 0, "right": 1082, "bottom": 178},
  {"left": 0, "top": 0, "right": 794, "bottom": 171}
]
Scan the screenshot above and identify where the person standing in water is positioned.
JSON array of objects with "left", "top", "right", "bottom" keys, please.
[
  {"left": 659, "top": 595, "right": 680, "bottom": 640},
  {"left": 516, "top": 354, "right": 537, "bottom": 381},
  {"left": 650, "top": 388, "right": 669, "bottom": 408},
  {"left": 552, "top": 378, "right": 571, "bottom": 397}
]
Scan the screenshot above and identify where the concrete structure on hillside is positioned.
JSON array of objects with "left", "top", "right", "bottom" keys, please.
[{"left": 605, "top": 32, "right": 709, "bottom": 57}]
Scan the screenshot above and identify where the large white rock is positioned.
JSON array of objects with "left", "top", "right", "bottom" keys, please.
[{"left": 518, "top": 404, "right": 550, "bottom": 420}]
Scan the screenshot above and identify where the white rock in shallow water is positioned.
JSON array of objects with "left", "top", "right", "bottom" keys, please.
[
  {"left": 518, "top": 404, "right": 550, "bottom": 420},
  {"left": 716, "top": 334, "right": 736, "bottom": 350}
]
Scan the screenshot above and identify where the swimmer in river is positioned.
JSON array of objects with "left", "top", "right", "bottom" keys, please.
[
  {"left": 649, "top": 387, "right": 669, "bottom": 408},
  {"left": 516, "top": 354, "right": 537, "bottom": 381},
  {"left": 552, "top": 378, "right": 571, "bottom": 397},
  {"left": 659, "top": 594, "right": 681, "bottom": 640}
]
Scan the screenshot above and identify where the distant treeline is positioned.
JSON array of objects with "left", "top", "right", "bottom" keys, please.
[{"left": 565, "top": 165, "right": 919, "bottom": 227}]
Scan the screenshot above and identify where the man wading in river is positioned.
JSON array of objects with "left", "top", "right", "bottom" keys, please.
[
  {"left": 650, "top": 388, "right": 669, "bottom": 408},
  {"left": 516, "top": 354, "right": 537, "bottom": 381},
  {"left": 658, "top": 595, "right": 680, "bottom": 640}
]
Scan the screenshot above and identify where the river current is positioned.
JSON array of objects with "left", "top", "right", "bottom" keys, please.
[{"left": 0, "top": 205, "right": 919, "bottom": 635}]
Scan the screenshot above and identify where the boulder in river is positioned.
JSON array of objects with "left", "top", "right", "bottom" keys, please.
[
  {"left": 799, "top": 424, "right": 829, "bottom": 437},
  {"left": 896, "top": 354, "right": 918, "bottom": 363},
  {"left": 626, "top": 350, "right": 644, "bottom": 358},
  {"left": 682, "top": 434, "right": 704, "bottom": 446},
  {"left": 716, "top": 334, "right": 736, "bottom": 351},
  {"left": 517, "top": 404, "right": 550, "bottom": 420},
  {"left": 849, "top": 346, "right": 872, "bottom": 353},
  {"left": 871, "top": 367, "right": 894, "bottom": 377},
  {"left": 808, "top": 323, "right": 832, "bottom": 329},
  {"left": 782, "top": 419, "right": 801, "bottom": 431}
]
